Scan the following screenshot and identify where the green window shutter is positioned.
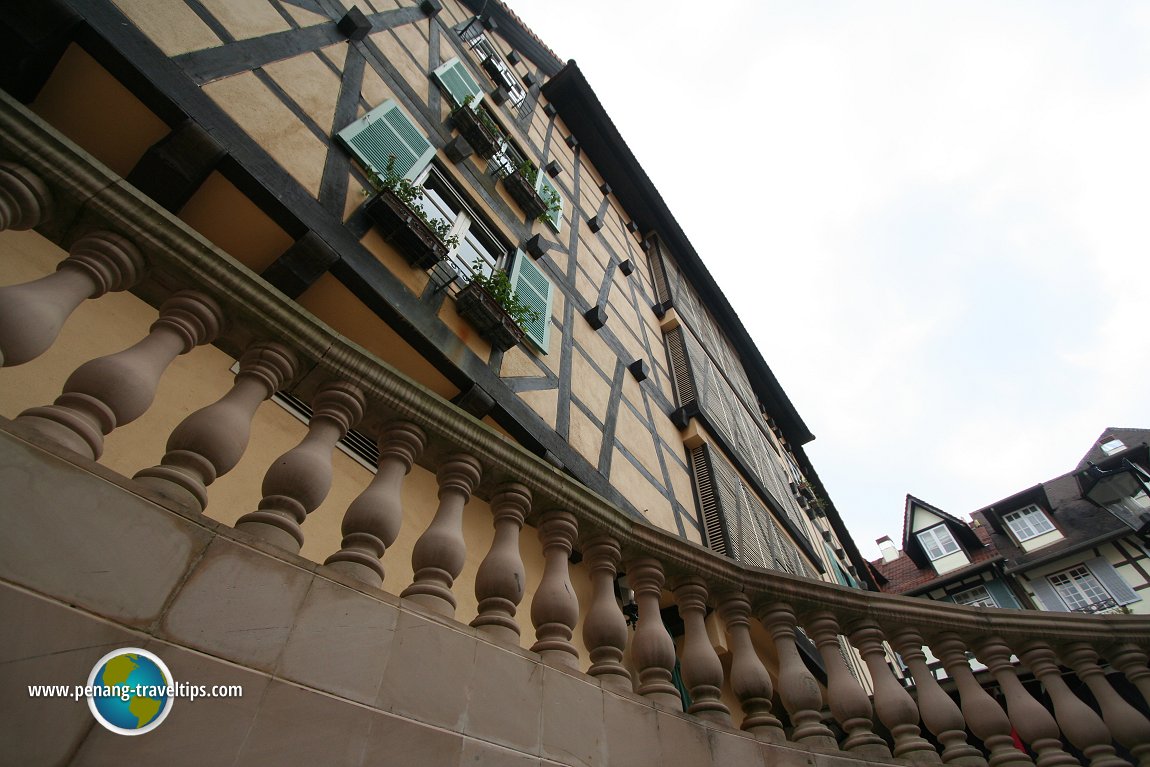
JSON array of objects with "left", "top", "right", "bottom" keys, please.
[
  {"left": 535, "top": 172, "right": 562, "bottom": 231},
  {"left": 1086, "top": 556, "right": 1140, "bottom": 605},
  {"left": 508, "top": 250, "right": 552, "bottom": 351},
  {"left": 335, "top": 100, "right": 435, "bottom": 180},
  {"left": 432, "top": 57, "right": 484, "bottom": 108},
  {"left": 983, "top": 578, "right": 1020, "bottom": 608}
]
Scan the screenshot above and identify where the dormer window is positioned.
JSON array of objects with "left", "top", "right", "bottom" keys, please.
[
  {"left": 1100, "top": 436, "right": 1126, "bottom": 455},
  {"left": 1003, "top": 505, "right": 1056, "bottom": 542},
  {"left": 917, "top": 525, "right": 959, "bottom": 560}
]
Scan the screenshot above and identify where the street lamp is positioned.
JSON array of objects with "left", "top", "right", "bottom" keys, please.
[{"left": 1077, "top": 459, "right": 1150, "bottom": 535}]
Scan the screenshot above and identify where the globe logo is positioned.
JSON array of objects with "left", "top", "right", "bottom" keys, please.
[{"left": 86, "top": 648, "right": 174, "bottom": 735}]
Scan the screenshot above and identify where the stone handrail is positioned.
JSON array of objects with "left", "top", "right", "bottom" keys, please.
[{"left": 3, "top": 88, "right": 1148, "bottom": 767}]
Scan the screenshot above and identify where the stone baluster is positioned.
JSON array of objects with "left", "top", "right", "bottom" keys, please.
[
  {"left": 233, "top": 381, "right": 366, "bottom": 552},
  {"left": 934, "top": 633, "right": 1033, "bottom": 767},
  {"left": 468, "top": 483, "right": 531, "bottom": 643},
  {"left": 890, "top": 629, "right": 985, "bottom": 767},
  {"left": 134, "top": 342, "right": 296, "bottom": 511},
  {"left": 1062, "top": 643, "right": 1150, "bottom": 767},
  {"left": 1019, "top": 641, "right": 1131, "bottom": 767},
  {"left": 581, "top": 534, "right": 631, "bottom": 693},
  {"left": 758, "top": 601, "right": 837, "bottom": 748},
  {"left": 16, "top": 290, "right": 223, "bottom": 458},
  {"left": 323, "top": 421, "right": 426, "bottom": 587},
  {"left": 850, "top": 620, "right": 940, "bottom": 764},
  {"left": 0, "top": 161, "right": 52, "bottom": 231},
  {"left": 808, "top": 611, "right": 890, "bottom": 758},
  {"left": 975, "top": 636, "right": 1077, "bottom": 767},
  {"left": 529, "top": 510, "right": 580, "bottom": 667},
  {"left": 1108, "top": 643, "right": 1150, "bottom": 708},
  {"left": 0, "top": 230, "right": 144, "bottom": 367},
  {"left": 671, "top": 576, "right": 730, "bottom": 724},
  {"left": 626, "top": 556, "right": 681, "bottom": 709},
  {"left": 399, "top": 453, "right": 482, "bottom": 617},
  {"left": 717, "top": 593, "right": 785, "bottom": 742}
]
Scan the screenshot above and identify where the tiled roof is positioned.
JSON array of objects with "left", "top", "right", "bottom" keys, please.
[{"left": 869, "top": 543, "right": 1000, "bottom": 594}]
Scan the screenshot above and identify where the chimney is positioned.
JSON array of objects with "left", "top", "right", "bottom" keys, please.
[{"left": 876, "top": 535, "right": 899, "bottom": 563}]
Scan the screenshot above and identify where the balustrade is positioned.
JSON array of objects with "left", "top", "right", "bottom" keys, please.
[
  {"left": 529, "top": 509, "right": 580, "bottom": 667},
  {"left": 135, "top": 341, "right": 297, "bottom": 511},
  {"left": 399, "top": 452, "right": 482, "bottom": 617},
  {"left": 1018, "top": 641, "right": 1131, "bottom": 767},
  {"left": 672, "top": 576, "right": 730, "bottom": 723},
  {"left": 809, "top": 611, "right": 889, "bottom": 758},
  {"left": 7, "top": 89, "right": 1150, "bottom": 767},
  {"left": 16, "top": 290, "right": 223, "bottom": 458},
  {"left": 759, "top": 601, "right": 838, "bottom": 749},
  {"left": 324, "top": 421, "right": 426, "bottom": 587},
  {"left": 470, "top": 483, "right": 531, "bottom": 642},
  {"left": 0, "top": 161, "right": 52, "bottom": 231},
  {"left": 580, "top": 534, "right": 631, "bottom": 693},
  {"left": 0, "top": 230, "right": 144, "bottom": 367},
  {"left": 891, "top": 628, "right": 984, "bottom": 767}
]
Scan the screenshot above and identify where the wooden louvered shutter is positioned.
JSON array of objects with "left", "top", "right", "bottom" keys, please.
[
  {"left": 689, "top": 444, "right": 731, "bottom": 557},
  {"left": 432, "top": 58, "right": 484, "bottom": 108},
  {"left": 335, "top": 100, "right": 435, "bottom": 180},
  {"left": 1086, "top": 556, "right": 1140, "bottom": 605},
  {"left": 1029, "top": 576, "right": 1069, "bottom": 611},
  {"left": 508, "top": 251, "right": 552, "bottom": 351},
  {"left": 535, "top": 172, "right": 562, "bottom": 231}
]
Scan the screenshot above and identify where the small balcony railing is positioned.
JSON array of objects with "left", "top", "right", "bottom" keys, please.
[{"left": 2, "top": 89, "right": 1149, "bottom": 767}]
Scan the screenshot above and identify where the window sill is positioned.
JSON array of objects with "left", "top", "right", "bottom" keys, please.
[
  {"left": 455, "top": 280, "right": 525, "bottom": 352},
  {"left": 501, "top": 169, "right": 548, "bottom": 221}
]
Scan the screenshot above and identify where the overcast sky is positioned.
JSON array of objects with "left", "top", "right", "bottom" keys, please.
[{"left": 509, "top": 1, "right": 1150, "bottom": 560}]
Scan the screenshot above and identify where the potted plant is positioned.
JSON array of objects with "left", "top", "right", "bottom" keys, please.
[
  {"left": 454, "top": 258, "right": 540, "bottom": 352},
  {"left": 362, "top": 158, "right": 459, "bottom": 269},
  {"left": 450, "top": 96, "right": 503, "bottom": 159},
  {"left": 501, "top": 158, "right": 559, "bottom": 222}
]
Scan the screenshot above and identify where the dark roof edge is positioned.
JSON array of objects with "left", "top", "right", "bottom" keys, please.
[
  {"left": 541, "top": 61, "right": 814, "bottom": 447},
  {"left": 1003, "top": 529, "right": 1130, "bottom": 574}
]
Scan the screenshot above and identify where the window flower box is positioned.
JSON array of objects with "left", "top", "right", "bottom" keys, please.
[
  {"left": 364, "top": 189, "right": 448, "bottom": 269},
  {"left": 501, "top": 168, "right": 548, "bottom": 220},
  {"left": 451, "top": 104, "right": 502, "bottom": 159},
  {"left": 455, "top": 280, "right": 525, "bottom": 352}
]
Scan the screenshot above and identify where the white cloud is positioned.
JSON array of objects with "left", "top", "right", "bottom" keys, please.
[{"left": 511, "top": 0, "right": 1150, "bottom": 560}]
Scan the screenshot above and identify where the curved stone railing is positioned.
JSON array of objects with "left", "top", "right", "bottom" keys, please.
[{"left": 2, "top": 90, "right": 1149, "bottom": 767}]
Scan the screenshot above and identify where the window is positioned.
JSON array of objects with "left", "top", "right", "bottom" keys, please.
[
  {"left": 1101, "top": 436, "right": 1127, "bottom": 455},
  {"left": 952, "top": 585, "right": 996, "bottom": 607},
  {"left": 1003, "top": 505, "right": 1056, "bottom": 542},
  {"left": 411, "top": 166, "right": 506, "bottom": 278},
  {"left": 917, "top": 525, "right": 960, "bottom": 560},
  {"left": 335, "top": 100, "right": 435, "bottom": 180},
  {"left": 1049, "top": 565, "right": 1116, "bottom": 613}
]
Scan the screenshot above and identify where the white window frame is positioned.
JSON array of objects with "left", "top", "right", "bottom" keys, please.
[
  {"left": 1048, "top": 565, "right": 1114, "bottom": 613},
  {"left": 917, "top": 525, "right": 960, "bottom": 560},
  {"left": 412, "top": 165, "right": 508, "bottom": 280},
  {"left": 1003, "top": 505, "right": 1056, "bottom": 542},
  {"left": 952, "top": 585, "right": 997, "bottom": 608}
]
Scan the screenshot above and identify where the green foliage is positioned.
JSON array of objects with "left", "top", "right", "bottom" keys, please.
[
  {"left": 515, "top": 159, "right": 562, "bottom": 225},
  {"left": 366, "top": 157, "right": 460, "bottom": 250},
  {"left": 467, "top": 257, "right": 541, "bottom": 330}
]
